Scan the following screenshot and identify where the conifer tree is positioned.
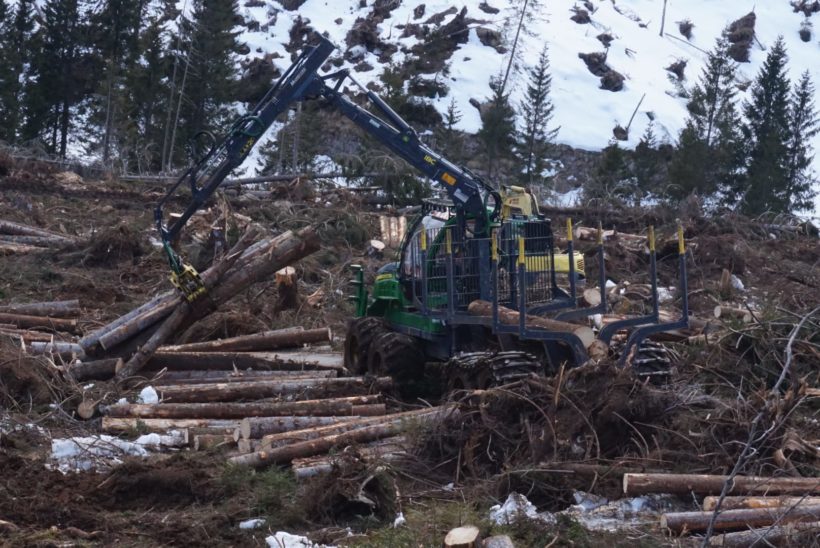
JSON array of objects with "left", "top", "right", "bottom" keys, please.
[
  {"left": 586, "top": 141, "right": 632, "bottom": 204},
  {"left": 23, "top": 0, "right": 87, "bottom": 157},
  {"left": 784, "top": 71, "right": 819, "bottom": 212},
  {"left": 478, "top": 75, "right": 516, "bottom": 182},
  {"left": 668, "top": 37, "right": 742, "bottom": 203},
  {"left": 168, "top": 0, "right": 242, "bottom": 166},
  {"left": 0, "top": 0, "right": 35, "bottom": 143},
  {"left": 735, "top": 37, "right": 792, "bottom": 215},
  {"left": 434, "top": 98, "right": 465, "bottom": 165},
  {"left": 632, "top": 122, "right": 664, "bottom": 205},
  {"left": 517, "top": 45, "right": 557, "bottom": 185}
]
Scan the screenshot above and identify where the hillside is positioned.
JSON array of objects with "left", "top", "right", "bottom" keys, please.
[{"left": 228, "top": 0, "right": 820, "bottom": 211}]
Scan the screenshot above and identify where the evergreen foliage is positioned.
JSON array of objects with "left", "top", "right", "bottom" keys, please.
[
  {"left": 434, "top": 97, "right": 465, "bottom": 165},
  {"left": 478, "top": 75, "right": 517, "bottom": 182},
  {"left": 784, "top": 71, "right": 819, "bottom": 212},
  {"left": 668, "top": 37, "right": 742, "bottom": 204},
  {"left": 734, "top": 37, "right": 797, "bottom": 214},
  {"left": 516, "top": 45, "right": 557, "bottom": 185},
  {"left": 0, "top": 0, "right": 35, "bottom": 143}
]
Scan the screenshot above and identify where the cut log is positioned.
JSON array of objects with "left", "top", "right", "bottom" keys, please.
[
  {"left": 0, "top": 313, "right": 79, "bottom": 334},
  {"left": 623, "top": 473, "right": 820, "bottom": 496},
  {"left": 193, "top": 434, "right": 235, "bottom": 451},
  {"left": 0, "top": 234, "right": 71, "bottom": 247},
  {"left": 660, "top": 504, "right": 820, "bottom": 533},
  {"left": 444, "top": 526, "right": 481, "bottom": 548},
  {"left": 150, "top": 369, "right": 336, "bottom": 385},
  {"left": 79, "top": 291, "right": 176, "bottom": 354},
  {"left": 156, "top": 376, "right": 392, "bottom": 403},
  {"left": 229, "top": 407, "right": 451, "bottom": 468},
  {"left": 367, "top": 239, "right": 386, "bottom": 256},
  {"left": 237, "top": 439, "right": 262, "bottom": 454},
  {"left": 468, "top": 300, "right": 596, "bottom": 350},
  {"left": 703, "top": 496, "right": 820, "bottom": 511},
  {"left": 101, "top": 417, "right": 239, "bottom": 434},
  {"left": 275, "top": 266, "right": 299, "bottom": 311},
  {"left": 101, "top": 395, "right": 381, "bottom": 419},
  {"left": 158, "top": 327, "right": 332, "bottom": 353},
  {"left": 708, "top": 521, "right": 820, "bottom": 546},
  {"left": 291, "top": 436, "right": 408, "bottom": 479},
  {"left": 581, "top": 288, "right": 602, "bottom": 307},
  {"left": 0, "top": 300, "right": 80, "bottom": 318},
  {"left": 0, "top": 328, "right": 62, "bottom": 343},
  {"left": 147, "top": 350, "right": 343, "bottom": 371},
  {"left": 239, "top": 415, "right": 359, "bottom": 440},
  {"left": 67, "top": 358, "right": 124, "bottom": 382},
  {"left": 353, "top": 404, "right": 387, "bottom": 416},
  {"left": 0, "top": 219, "right": 77, "bottom": 242},
  {"left": 77, "top": 399, "right": 97, "bottom": 420},
  {"left": 260, "top": 406, "right": 448, "bottom": 448},
  {"left": 28, "top": 341, "right": 84, "bottom": 360},
  {"left": 713, "top": 306, "right": 753, "bottom": 324},
  {"left": 0, "top": 242, "right": 43, "bottom": 254}
]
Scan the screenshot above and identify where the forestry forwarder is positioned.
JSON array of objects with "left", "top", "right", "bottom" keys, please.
[{"left": 155, "top": 36, "right": 689, "bottom": 389}]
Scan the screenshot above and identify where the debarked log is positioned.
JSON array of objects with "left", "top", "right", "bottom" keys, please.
[
  {"left": 0, "top": 300, "right": 80, "bottom": 318},
  {"left": 0, "top": 312, "right": 79, "bottom": 334},
  {"left": 158, "top": 327, "right": 331, "bottom": 353},
  {"left": 660, "top": 504, "right": 820, "bottom": 533},
  {"left": 238, "top": 415, "right": 358, "bottom": 440}
]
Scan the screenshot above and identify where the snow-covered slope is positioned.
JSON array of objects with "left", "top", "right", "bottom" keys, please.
[{"left": 230, "top": 0, "right": 820, "bottom": 211}]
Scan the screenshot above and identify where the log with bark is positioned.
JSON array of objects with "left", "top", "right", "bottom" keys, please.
[
  {"left": 708, "top": 521, "right": 820, "bottom": 546},
  {"left": 0, "top": 219, "right": 77, "bottom": 243},
  {"left": 158, "top": 327, "right": 331, "bottom": 353},
  {"left": 660, "top": 504, "right": 820, "bottom": 533},
  {"left": 147, "top": 350, "right": 343, "bottom": 372},
  {"left": 468, "top": 300, "right": 596, "bottom": 350},
  {"left": 155, "top": 376, "right": 392, "bottom": 403},
  {"left": 0, "top": 300, "right": 80, "bottom": 318},
  {"left": 713, "top": 306, "right": 753, "bottom": 324},
  {"left": 0, "top": 328, "right": 63, "bottom": 343},
  {"left": 0, "top": 312, "right": 79, "bottom": 334},
  {"left": 193, "top": 434, "right": 235, "bottom": 451},
  {"left": 260, "top": 406, "right": 448, "bottom": 449},
  {"left": 150, "top": 369, "right": 337, "bottom": 385},
  {"left": 229, "top": 406, "right": 453, "bottom": 468},
  {"left": 101, "top": 417, "right": 239, "bottom": 435},
  {"left": 238, "top": 415, "right": 359, "bottom": 440},
  {"left": 702, "top": 496, "right": 820, "bottom": 511},
  {"left": 623, "top": 473, "right": 820, "bottom": 496},
  {"left": 100, "top": 395, "right": 382, "bottom": 419},
  {"left": 67, "top": 358, "right": 124, "bottom": 382},
  {"left": 291, "top": 436, "right": 408, "bottom": 479}
]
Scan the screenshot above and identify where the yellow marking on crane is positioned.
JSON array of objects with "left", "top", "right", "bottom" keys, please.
[
  {"left": 648, "top": 225, "right": 656, "bottom": 252},
  {"left": 518, "top": 236, "right": 525, "bottom": 266},
  {"left": 441, "top": 172, "right": 456, "bottom": 186},
  {"left": 420, "top": 229, "right": 427, "bottom": 251},
  {"left": 597, "top": 221, "right": 604, "bottom": 245},
  {"left": 678, "top": 225, "right": 685, "bottom": 254},
  {"left": 491, "top": 229, "right": 498, "bottom": 261},
  {"left": 445, "top": 229, "right": 452, "bottom": 255},
  {"left": 567, "top": 218, "right": 573, "bottom": 242}
]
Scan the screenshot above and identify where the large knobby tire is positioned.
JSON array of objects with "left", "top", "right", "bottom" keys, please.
[
  {"left": 366, "top": 332, "right": 425, "bottom": 382},
  {"left": 343, "top": 317, "right": 386, "bottom": 374}
]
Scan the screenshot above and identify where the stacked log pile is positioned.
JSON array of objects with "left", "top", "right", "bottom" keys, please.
[{"left": 0, "top": 299, "right": 82, "bottom": 345}]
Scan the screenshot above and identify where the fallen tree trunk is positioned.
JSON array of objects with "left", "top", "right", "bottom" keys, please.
[
  {"left": 67, "top": 358, "right": 124, "bottom": 382},
  {"left": 703, "top": 496, "right": 820, "bottom": 511},
  {"left": 468, "top": 300, "right": 596, "bottom": 350},
  {"left": 0, "top": 219, "right": 77, "bottom": 242},
  {"left": 291, "top": 436, "right": 407, "bottom": 479},
  {"left": 0, "top": 328, "right": 62, "bottom": 343},
  {"left": 0, "top": 243, "right": 43, "bottom": 254},
  {"left": 708, "top": 520, "right": 820, "bottom": 547},
  {"left": 101, "top": 395, "right": 381, "bottom": 419},
  {"left": 229, "top": 407, "right": 452, "bottom": 468},
  {"left": 28, "top": 341, "right": 84, "bottom": 358},
  {"left": 158, "top": 327, "right": 331, "bottom": 353},
  {"left": 0, "top": 300, "right": 80, "bottom": 318},
  {"left": 0, "top": 234, "right": 72, "bottom": 247},
  {"left": 660, "top": 504, "right": 820, "bottom": 533},
  {"left": 624, "top": 473, "right": 820, "bottom": 496},
  {"left": 238, "top": 415, "right": 358, "bottom": 440},
  {"left": 79, "top": 291, "right": 175, "bottom": 354},
  {"left": 156, "top": 376, "right": 392, "bottom": 403},
  {"left": 260, "top": 406, "right": 448, "bottom": 448},
  {"left": 101, "top": 417, "right": 239, "bottom": 434},
  {"left": 150, "top": 369, "right": 337, "bottom": 385},
  {"left": 0, "top": 312, "right": 79, "bottom": 334},
  {"left": 193, "top": 434, "right": 235, "bottom": 451}
]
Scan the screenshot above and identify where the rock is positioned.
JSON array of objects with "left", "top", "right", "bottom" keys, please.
[
  {"left": 424, "top": 6, "right": 457, "bottom": 25},
  {"left": 413, "top": 4, "right": 425, "bottom": 19},
  {"left": 469, "top": 98, "right": 482, "bottom": 111},
  {"left": 578, "top": 51, "right": 610, "bottom": 77},
  {"left": 279, "top": 0, "right": 307, "bottom": 10},
  {"left": 478, "top": 2, "right": 500, "bottom": 15},
  {"left": 334, "top": 17, "right": 342, "bottom": 25},
  {"left": 476, "top": 27, "right": 505, "bottom": 53},
  {"left": 597, "top": 32, "right": 614, "bottom": 47},
  {"left": 665, "top": 59, "right": 687, "bottom": 81},
  {"left": 725, "top": 12, "right": 756, "bottom": 62},
  {"left": 354, "top": 61, "right": 374, "bottom": 72},
  {"left": 571, "top": 8, "right": 591, "bottom": 24}
]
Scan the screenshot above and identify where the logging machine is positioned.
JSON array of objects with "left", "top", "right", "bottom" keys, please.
[{"left": 155, "top": 36, "right": 689, "bottom": 388}]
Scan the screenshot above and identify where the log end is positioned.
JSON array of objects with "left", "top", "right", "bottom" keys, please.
[
  {"left": 444, "top": 525, "right": 481, "bottom": 548},
  {"left": 77, "top": 400, "right": 97, "bottom": 420}
]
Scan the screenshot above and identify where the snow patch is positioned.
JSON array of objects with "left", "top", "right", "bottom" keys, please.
[
  {"left": 266, "top": 531, "right": 336, "bottom": 548},
  {"left": 489, "top": 493, "right": 555, "bottom": 525},
  {"left": 49, "top": 431, "right": 187, "bottom": 474},
  {"left": 138, "top": 386, "right": 159, "bottom": 404},
  {"left": 239, "top": 518, "right": 266, "bottom": 530}
]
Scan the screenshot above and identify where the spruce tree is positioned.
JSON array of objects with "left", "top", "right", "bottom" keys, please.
[
  {"left": 434, "top": 98, "right": 465, "bottom": 165},
  {"left": 586, "top": 141, "right": 632, "bottom": 204},
  {"left": 632, "top": 122, "right": 663, "bottom": 206},
  {"left": 668, "top": 37, "right": 742, "bottom": 203},
  {"left": 784, "top": 71, "right": 819, "bottom": 212},
  {"left": 169, "top": 0, "right": 242, "bottom": 166},
  {"left": 0, "top": 0, "right": 35, "bottom": 143},
  {"left": 478, "top": 75, "right": 516, "bottom": 182},
  {"left": 736, "top": 37, "right": 792, "bottom": 215},
  {"left": 23, "top": 0, "right": 87, "bottom": 157},
  {"left": 517, "top": 45, "right": 557, "bottom": 186}
]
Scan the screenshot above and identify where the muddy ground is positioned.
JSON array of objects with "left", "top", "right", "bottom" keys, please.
[{"left": 1, "top": 155, "right": 818, "bottom": 546}]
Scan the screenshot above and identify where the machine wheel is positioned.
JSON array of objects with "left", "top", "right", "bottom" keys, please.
[
  {"left": 623, "top": 340, "right": 674, "bottom": 383},
  {"left": 366, "top": 332, "right": 425, "bottom": 381},
  {"left": 344, "top": 317, "right": 387, "bottom": 374},
  {"left": 447, "top": 351, "right": 542, "bottom": 391}
]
